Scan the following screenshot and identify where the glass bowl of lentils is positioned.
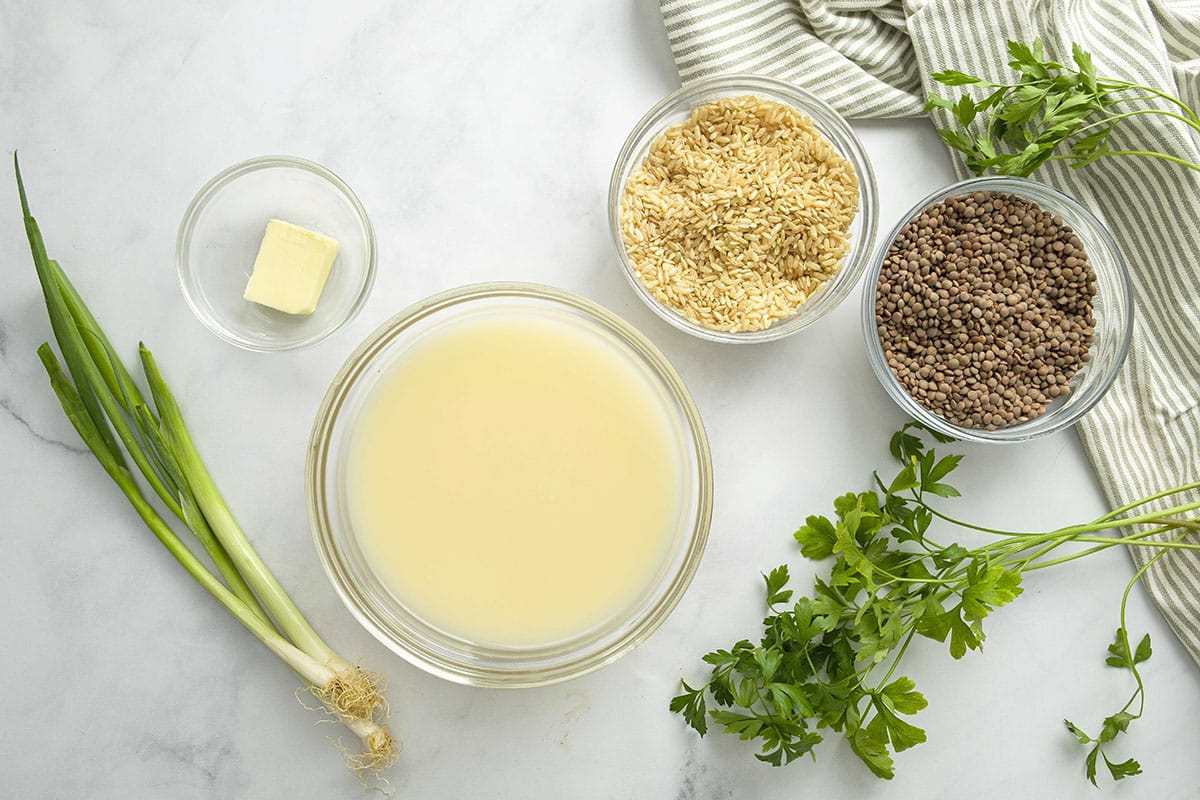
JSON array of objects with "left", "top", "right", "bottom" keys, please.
[
  {"left": 609, "top": 74, "right": 878, "bottom": 343},
  {"left": 863, "top": 176, "right": 1133, "bottom": 443}
]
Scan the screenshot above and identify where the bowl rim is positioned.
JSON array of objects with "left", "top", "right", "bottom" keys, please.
[
  {"left": 175, "top": 154, "right": 378, "bottom": 352},
  {"left": 861, "top": 174, "right": 1134, "bottom": 443},
  {"left": 608, "top": 73, "right": 878, "bottom": 344},
  {"left": 305, "top": 281, "right": 714, "bottom": 687}
]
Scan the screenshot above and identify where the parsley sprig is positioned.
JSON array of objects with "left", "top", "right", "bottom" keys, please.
[
  {"left": 927, "top": 40, "right": 1200, "bottom": 176},
  {"left": 672, "top": 424, "right": 1200, "bottom": 783}
]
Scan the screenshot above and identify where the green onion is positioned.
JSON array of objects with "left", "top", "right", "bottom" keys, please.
[{"left": 16, "top": 154, "right": 397, "bottom": 776}]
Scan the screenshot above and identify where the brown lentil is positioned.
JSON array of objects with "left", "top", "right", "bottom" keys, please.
[{"left": 875, "top": 191, "right": 1096, "bottom": 430}]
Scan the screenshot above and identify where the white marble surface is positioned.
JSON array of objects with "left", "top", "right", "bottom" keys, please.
[{"left": 2, "top": 2, "right": 1199, "bottom": 798}]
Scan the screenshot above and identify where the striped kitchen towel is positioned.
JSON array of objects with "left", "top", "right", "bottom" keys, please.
[{"left": 658, "top": 0, "right": 1200, "bottom": 666}]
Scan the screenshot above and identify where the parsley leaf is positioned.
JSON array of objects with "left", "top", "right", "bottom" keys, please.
[
  {"left": 763, "top": 565, "right": 793, "bottom": 606},
  {"left": 669, "top": 681, "right": 708, "bottom": 735},
  {"left": 1105, "top": 628, "right": 1152, "bottom": 669},
  {"left": 850, "top": 724, "right": 895, "bottom": 779},
  {"left": 794, "top": 515, "right": 837, "bottom": 559},
  {"left": 880, "top": 677, "right": 928, "bottom": 715},
  {"left": 1103, "top": 754, "right": 1142, "bottom": 781},
  {"left": 930, "top": 70, "right": 985, "bottom": 86}
]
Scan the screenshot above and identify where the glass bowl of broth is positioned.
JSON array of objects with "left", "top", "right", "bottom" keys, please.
[{"left": 307, "top": 283, "right": 713, "bottom": 687}]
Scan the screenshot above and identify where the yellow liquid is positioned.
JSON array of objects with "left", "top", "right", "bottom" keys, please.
[{"left": 346, "top": 308, "right": 685, "bottom": 647}]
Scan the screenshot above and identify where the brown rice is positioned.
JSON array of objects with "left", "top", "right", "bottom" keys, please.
[{"left": 619, "top": 95, "right": 859, "bottom": 333}]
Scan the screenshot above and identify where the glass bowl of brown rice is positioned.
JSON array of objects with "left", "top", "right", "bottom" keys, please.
[
  {"left": 609, "top": 74, "right": 878, "bottom": 343},
  {"left": 862, "top": 176, "right": 1133, "bottom": 443}
]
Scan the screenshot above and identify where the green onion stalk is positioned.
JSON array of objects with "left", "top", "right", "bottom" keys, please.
[{"left": 16, "top": 155, "right": 396, "bottom": 776}]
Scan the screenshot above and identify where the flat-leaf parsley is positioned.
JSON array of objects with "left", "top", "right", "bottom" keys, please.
[{"left": 672, "top": 424, "right": 1200, "bottom": 784}]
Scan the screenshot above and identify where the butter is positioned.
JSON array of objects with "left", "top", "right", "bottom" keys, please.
[{"left": 242, "top": 219, "right": 339, "bottom": 315}]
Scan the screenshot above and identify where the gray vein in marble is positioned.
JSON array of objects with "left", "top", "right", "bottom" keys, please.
[
  {"left": 1, "top": 396, "right": 89, "bottom": 455},
  {"left": 673, "top": 741, "right": 702, "bottom": 800},
  {"left": 137, "top": 735, "right": 233, "bottom": 791}
]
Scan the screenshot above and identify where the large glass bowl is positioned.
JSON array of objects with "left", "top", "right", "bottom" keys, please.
[
  {"left": 306, "top": 283, "right": 713, "bottom": 687},
  {"left": 862, "top": 176, "right": 1133, "bottom": 443},
  {"left": 608, "top": 74, "right": 878, "bottom": 343}
]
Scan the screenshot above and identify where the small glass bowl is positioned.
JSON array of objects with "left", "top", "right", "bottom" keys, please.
[
  {"left": 176, "top": 155, "right": 376, "bottom": 351},
  {"left": 862, "top": 176, "right": 1133, "bottom": 443},
  {"left": 306, "top": 283, "right": 713, "bottom": 687},
  {"left": 608, "top": 74, "right": 878, "bottom": 343}
]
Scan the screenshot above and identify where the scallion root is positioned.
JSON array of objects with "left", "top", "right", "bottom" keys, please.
[
  {"left": 340, "top": 716, "right": 400, "bottom": 778},
  {"left": 317, "top": 666, "right": 388, "bottom": 721}
]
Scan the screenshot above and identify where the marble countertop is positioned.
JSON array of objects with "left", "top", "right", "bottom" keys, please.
[{"left": 3, "top": 1, "right": 1199, "bottom": 798}]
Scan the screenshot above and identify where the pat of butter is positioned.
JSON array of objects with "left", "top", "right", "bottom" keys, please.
[{"left": 242, "top": 219, "right": 339, "bottom": 315}]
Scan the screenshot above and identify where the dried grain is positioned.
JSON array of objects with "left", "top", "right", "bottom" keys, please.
[{"left": 620, "top": 95, "right": 859, "bottom": 333}]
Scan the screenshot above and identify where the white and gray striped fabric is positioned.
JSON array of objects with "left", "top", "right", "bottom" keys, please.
[{"left": 659, "top": 0, "right": 1200, "bottom": 666}]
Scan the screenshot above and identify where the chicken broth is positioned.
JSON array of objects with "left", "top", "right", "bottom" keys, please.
[{"left": 345, "top": 308, "right": 686, "bottom": 647}]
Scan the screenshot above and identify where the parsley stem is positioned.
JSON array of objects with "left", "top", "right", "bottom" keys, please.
[
  {"left": 1112, "top": 532, "right": 1184, "bottom": 719},
  {"left": 1019, "top": 534, "right": 1200, "bottom": 569},
  {"left": 1018, "top": 524, "right": 1192, "bottom": 572},
  {"left": 1155, "top": 517, "right": 1200, "bottom": 531},
  {"left": 1020, "top": 541, "right": 1111, "bottom": 571},
  {"left": 960, "top": 497, "right": 1200, "bottom": 549},
  {"left": 1102, "top": 80, "right": 1200, "bottom": 126},
  {"left": 1063, "top": 500, "right": 1200, "bottom": 534},
  {"left": 967, "top": 514, "right": 1199, "bottom": 575},
  {"left": 1073, "top": 107, "right": 1200, "bottom": 137},
  {"left": 877, "top": 627, "right": 918, "bottom": 688},
  {"left": 1048, "top": 149, "right": 1200, "bottom": 172},
  {"left": 918, "top": 501, "right": 1029, "bottom": 537},
  {"left": 875, "top": 570, "right": 955, "bottom": 586},
  {"left": 1093, "top": 481, "right": 1200, "bottom": 524},
  {"left": 1069, "top": 534, "right": 1200, "bottom": 550}
]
